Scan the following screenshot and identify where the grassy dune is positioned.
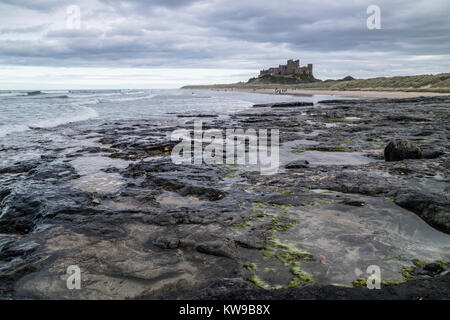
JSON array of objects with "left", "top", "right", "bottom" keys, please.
[{"left": 182, "top": 73, "right": 450, "bottom": 93}]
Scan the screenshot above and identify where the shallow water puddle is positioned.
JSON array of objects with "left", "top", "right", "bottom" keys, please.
[
  {"left": 295, "top": 130, "right": 323, "bottom": 137},
  {"left": 225, "top": 143, "right": 376, "bottom": 174},
  {"left": 70, "top": 155, "right": 130, "bottom": 175},
  {"left": 71, "top": 155, "right": 130, "bottom": 193},
  {"left": 274, "top": 195, "right": 450, "bottom": 286},
  {"left": 72, "top": 173, "right": 125, "bottom": 193},
  {"left": 287, "top": 150, "right": 376, "bottom": 166},
  {"left": 101, "top": 198, "right": 143, "bottom": 210},
  {"left": 282, "top": 139, "right": 319, "bottom": 148},
  {"left": 415, "top": 176, "right": 450, "bottom": 194},
  {"left": 157, "top": 191, "right": 206, "bottom": 208}
]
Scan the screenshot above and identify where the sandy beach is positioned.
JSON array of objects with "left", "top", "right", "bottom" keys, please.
[{"left": 210, "top": 88, "right": 450, "bottom": 99}]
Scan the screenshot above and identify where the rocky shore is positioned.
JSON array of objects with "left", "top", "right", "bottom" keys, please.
[{"left": 0, "top": 95, "right": 449, "bottom": 299}]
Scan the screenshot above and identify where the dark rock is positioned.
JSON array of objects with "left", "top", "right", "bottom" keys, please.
[
  {"left": 176, "top": 114, "right": 218, "bottom": 118},
  {"left": 196, "top": 240, "right": 237, "bottom": 258},
  {"left": 386, "top": 115, "right": 431, "bottom": 122},
  {"left": 76, "top": 146, "right": 104, "bottom": 153},
  {"left": 388, "top": 167, "right": 414, "bottom": 175},
  {"left": 394, "top": 191, "right": 450, "bottom": 233},
  {"left": 0, "top": 160, "right": 40, "bottom": 174},
  {"left": 234, "top": 236, "right": 265, "bottom": 249},
  {"left": 0, "top": 188, "right": 11, "bottom": 202},
  {"left": 179, "top": 239, "right": 196, "bottom": 247},
  {"left": 40, "top": 154, "right": 58, "bottom": 161},
  {"left": 153, "top": 237, "right": 180, "bottom": 249},
  {"left": 421, "top": 149, "right": 444, "bottom": 159},
  {"left": 253, "top": 102, "right": 314, "bottom": 108},
  {"left": 317, "top": 99, "right": 360, "bottom": 105},
  {"left": 161, "top": 274, "right": 450, "bottom": 300},
  {"left": 384, "top": 139, "right": 421, "bottom": 161},
  {"left": 341, "top": 199, "right": 365, "bottom": 207},
  {"left": 424, "top": 263, "right": 444, "bottom": 274},
  {"left": 0, "top": 241, "right": 40, "bottom": 259},
  {"left": 285, "top": 160, "right": 309, "bottom": 169}
]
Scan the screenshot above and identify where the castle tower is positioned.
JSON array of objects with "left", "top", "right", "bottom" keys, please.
[
  {"left": 286, "top": 59, "right": 295, "bottom": 74},
  {"left": 294, "top": 60, "right": 300, "bottom": 73},
  {"left": 307, "top": 64, "right": 313, "bottom": 76}
]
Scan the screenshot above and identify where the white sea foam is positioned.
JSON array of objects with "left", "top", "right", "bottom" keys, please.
[
  {"left": 99, "top": 94, "right": 156, "bottom": 103},
  {"left": 0, "top": 92, "right": 21, "bottom": 97},
  {"left": 31, "top": 105, "right": 99, "bottom": 129},
  {"left": 0, "top": 124, "right": 30, "bottom": 137},
  {"left": 0, "top": 104, "right": 99, "bottom": 137}
]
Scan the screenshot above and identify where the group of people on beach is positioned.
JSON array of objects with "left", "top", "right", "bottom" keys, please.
[{"left": 274, "top": 88, "right": 287, "bottom": 95}]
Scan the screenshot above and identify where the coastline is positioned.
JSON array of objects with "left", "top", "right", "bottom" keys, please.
[{"left": 190, "top": 87, "right": 450, "bottom": 99}]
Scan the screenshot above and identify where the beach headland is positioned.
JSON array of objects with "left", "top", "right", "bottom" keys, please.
[{"left": 182, "top": 73, "right": 450, "bottom": 99}]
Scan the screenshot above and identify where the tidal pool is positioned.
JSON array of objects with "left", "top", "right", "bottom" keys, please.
[
  {"left": 277, "top": 194, "right": 450, "bottom": 286},
  {"left": 70, "top": 155, "right": 130, "bottom": 193},
  {"left": 288, "top": 151, "right": 376, "bottom": 166},
  {"left": 237, "top": 193, "right": 450, "bottom": 288}
]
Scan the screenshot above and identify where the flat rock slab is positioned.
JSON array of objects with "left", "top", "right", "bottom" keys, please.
[
  {"left": 175, "top": 114, "right": 219, "bottom": 118},
  {"left": 253, "top": 101, "right": 314, "bottom": 108}
]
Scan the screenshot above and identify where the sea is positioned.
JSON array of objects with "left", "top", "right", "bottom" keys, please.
[{"left": 0, "top": 89, "right": 332, "bottom": 139}]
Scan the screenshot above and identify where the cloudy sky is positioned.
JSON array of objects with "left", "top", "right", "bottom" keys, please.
[{"left": 0, "top": 0, "right": 449, "bottom": 89}]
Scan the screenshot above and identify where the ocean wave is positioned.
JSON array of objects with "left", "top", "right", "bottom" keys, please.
[
  {"left": 11, "top": 91, "right": 43, "bottom": 97},
  {"left": 27, "top": 91, "right": 42, "bottom": 96},
  {"left": 151, "top": 93, "right": 210, "bottom": 100},
  {"left": 32, "top": 105, "right": 99, "bottom": 129},
  {"left": 120, "top": 90, "right": 148, "bottom": 95},
  {"left": 0, "top": 124, "right": 30, "bottom": 138},
  {"left": 0, "top": 92, "right": 21, "bottom": 97},
  {"left": 80, "top": 98, "right": 101, "bottom": 105},
  {"left": 41, "top": 95, "right": 70, "bottom": 99},
  {"left": 68, "top": 92, "right": 123, "bottom": 99},
  {"left": 41, "top": 90, "right": 69, "bottom": 94},
  {"left": 98, "top": 94, "right": 156, "bottom": 103},
  {"left": 0, "top": 105, "right": 99, "bottom": 138},
  {"left": 14, "top": 93, "right": 71, "bottom": 99}
]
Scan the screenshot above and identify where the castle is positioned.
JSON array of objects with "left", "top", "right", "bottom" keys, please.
[{"left": 259, "top": 59, "right": 313, "bottom": 77}]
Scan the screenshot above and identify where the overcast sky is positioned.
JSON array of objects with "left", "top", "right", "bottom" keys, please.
[{"left": 0, "top": 0, "right": 449, "bottom": 89}]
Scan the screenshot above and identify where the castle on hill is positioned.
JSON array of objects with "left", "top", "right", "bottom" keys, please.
[{"left": 259, "top": 59, "right": 313, "bottom": 77}]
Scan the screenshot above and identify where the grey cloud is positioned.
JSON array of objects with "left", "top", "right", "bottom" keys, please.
[
  {"left": 100, "top": 0, "right": 199, "bottom": 8},
  {"left": 0, "top": 0, "right": 70, "bottom": 11},
  {"left": 0, "top": 24, "right": 49, "bottom": 34},
  {"left": 0, "top": 0, "right": 449, "bottom": 79}
]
